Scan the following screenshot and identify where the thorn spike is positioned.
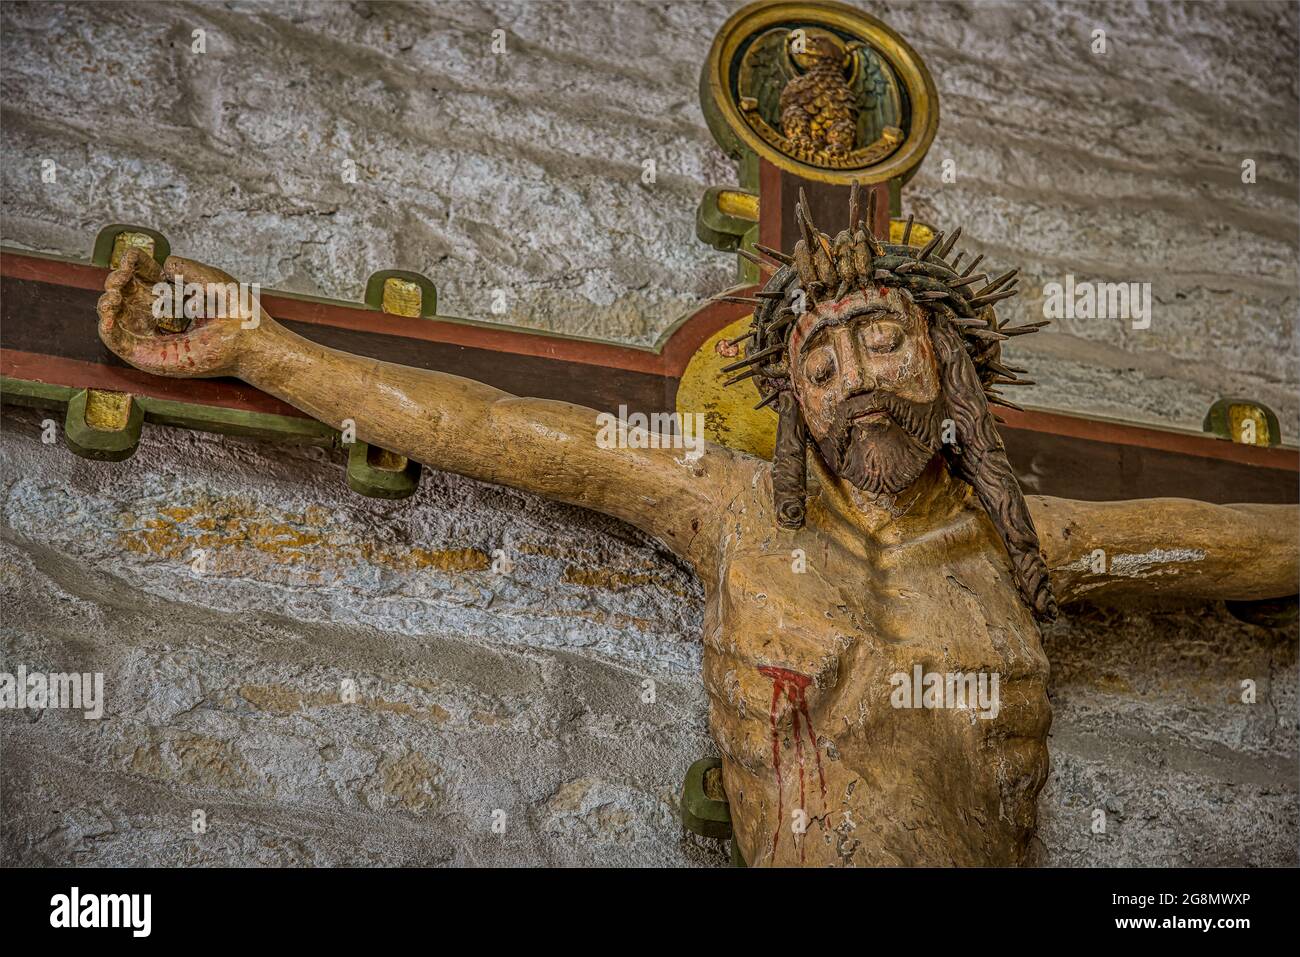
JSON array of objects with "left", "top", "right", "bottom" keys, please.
[
  {"left": 1001, "top": 321, "right": 1050, "bottom": 337},
  {"left": 974, "top": 268, "right": 1019, "bottom": 297},
  {"left": 721, "top": 369, "right": 760, "bottom": 387},
  {"left": 986, "top": 395, "right": 1025, "bottom": 412},
  {"left": 917, "top": 231, "right": 943, "bottom": 261},
  {"left": 936, "top": 226, "right": 962, "bottom": 260},
  {"left": 753, "top": 243, "right": 794, "bottom": 265},
  {"left": 720, "top": 343, "right": 783, "bottom": 373},
  {"left": 968, "top": 287, "right": 1019, "bottom": 308},
  {"left": 736, "top": 248, "right": 774, "bottom": 271}
]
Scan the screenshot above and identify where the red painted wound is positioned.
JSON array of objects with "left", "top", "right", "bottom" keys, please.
[{"left": 757, "top": 665, "right": 826, "bottom": 859}]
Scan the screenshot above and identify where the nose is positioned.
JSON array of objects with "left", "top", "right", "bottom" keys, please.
[{"left": 831, "top": 326, "right": 873, "bottom": 393}]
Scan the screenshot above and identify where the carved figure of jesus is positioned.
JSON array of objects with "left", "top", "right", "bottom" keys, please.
[{"left": 94, "top": 185, "right": 1297, "bottom": 866}]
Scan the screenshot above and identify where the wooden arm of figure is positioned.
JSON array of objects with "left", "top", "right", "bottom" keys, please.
[
  {"left": 1029, "top": 496, "right": 1299, "bottom": 605},
  {"left": 243, "top": 320, "right": 742, "bottom": 571},
  {"left": 95, "top": 251, "right": 744, "bottom": 576}
]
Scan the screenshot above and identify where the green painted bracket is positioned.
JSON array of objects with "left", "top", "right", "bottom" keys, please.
[
  {"left": 140, "top": 396, "right": 339, "bottom": 447},
  {"left": 345, "top": 441, "right": 421, "bottom": 499},
  {"left": 888, "top": 177, "right": 903, "bottom": 217},
  {"left": 63, "top": 388, "right": 144, "bottom": 461},
  {"left": 696, "top": 186, "right": 758, "bottom": 254},
  {"left": 680, "top": 756, "right": 733, "bottom": 841},
  {"left": 738, "top": 151, "right": 759, "bottom": 193},
  {"left": 0, "top": 377, "right": 71, "bottom": 411},
  {"left": 364, "top": 269, "right": 438, "bottom": 318},
  {"left": 1203, "top": 397, "right": 1281, "bottom": 448},
  {"left": 2, "top": 377, "right": 337, "bottom": 451},
  {"left": 91, "top": 224, "right": 171, "bottom": 268},
  {"left": 2, "top": 376, "right": 418, "bottom": 501}
]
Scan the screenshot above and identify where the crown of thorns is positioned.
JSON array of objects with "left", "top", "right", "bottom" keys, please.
[{"left": 713, "top": 183, "right": 1046, "bottom": 416}]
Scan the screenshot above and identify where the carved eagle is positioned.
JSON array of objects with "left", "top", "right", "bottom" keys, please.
[{"left": 738, "top": 27, "right": 905, "bottom": 169}]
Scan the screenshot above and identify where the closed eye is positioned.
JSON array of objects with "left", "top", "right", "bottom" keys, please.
[
  {"left": 806, "top": 350, "right": 835, "bottom": 384},
  {"left": 861, "top": 320, "right": 904, "bottom": 355}
]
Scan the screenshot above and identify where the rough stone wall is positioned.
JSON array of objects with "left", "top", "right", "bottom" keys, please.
[
  {"left": 1, "top": 0, "right": 1297, "bottom": 867},
  {"left": 1, "top": 406, "right": 723, "bottom": 866},
  {"left": 1, "top": 0, "right": 1296, "bottom": 437},
  {"left": 2, "top": 405, "right": 1296, "bottom": 867}
]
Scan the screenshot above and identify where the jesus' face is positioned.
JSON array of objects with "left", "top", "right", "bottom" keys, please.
[{"left": 788, "top": 286, "right": 946, "bottom": 495}]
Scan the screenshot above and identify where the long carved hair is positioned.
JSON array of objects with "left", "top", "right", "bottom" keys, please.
[
  {"left": 715, "top": 183, "right": 1058, "bottom": 622},
  {"left": 931, "top": 320, "right": 1057, "bottom": 620}
]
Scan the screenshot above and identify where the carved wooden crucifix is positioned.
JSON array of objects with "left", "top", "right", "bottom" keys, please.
[
  {"left": 9, "top": 0, "right": 1292, "bottom": 868},
  {"left": 93, "top": 177, "right": 1297, "bottom": 864}
]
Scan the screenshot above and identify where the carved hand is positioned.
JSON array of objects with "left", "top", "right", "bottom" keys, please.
[{"left": 97, "top": 249, "right": 256, "bottom": 378}]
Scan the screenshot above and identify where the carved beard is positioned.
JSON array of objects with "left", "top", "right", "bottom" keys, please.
[{"left": 814, "top": 391, "right": 946, "bottom": 495}]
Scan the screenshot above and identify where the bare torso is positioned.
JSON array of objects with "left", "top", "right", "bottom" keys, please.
[{"left": 703, "top": 456, "right": 1050, "bottom": 866}]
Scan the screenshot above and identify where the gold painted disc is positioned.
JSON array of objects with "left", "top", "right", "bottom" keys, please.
[{"left": 702, "top": 1, "right": 939, "bottom": 185}]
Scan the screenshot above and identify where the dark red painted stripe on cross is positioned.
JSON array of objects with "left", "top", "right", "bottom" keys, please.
[
  {"left": 2, "top": 248, "right": 1296, "bottom": 502},
  {"left": 0, "top": 250, "right": 750, "bottom": 379}
]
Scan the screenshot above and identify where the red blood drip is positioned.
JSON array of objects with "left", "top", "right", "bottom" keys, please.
[
  {"left": 791, "top": 705, "right": 806, "bottom": 862},
  {"left": 757, "top": 665, "right": 826, "bottom": 861},
  {"left": 763, "top": 674, "right": 783, "bottom": 853}
]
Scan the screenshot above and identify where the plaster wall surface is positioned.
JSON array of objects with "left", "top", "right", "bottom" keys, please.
[
  {"left": 2, "top": 0, "right": 1297, "bottom": 436},
  {"left": 2, "top": 406, "right": 1295, "bottom": 866}
]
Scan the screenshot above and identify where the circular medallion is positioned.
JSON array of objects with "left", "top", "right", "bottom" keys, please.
[{"left": 701, "top": 1, "right": 938, "bottom": 185}]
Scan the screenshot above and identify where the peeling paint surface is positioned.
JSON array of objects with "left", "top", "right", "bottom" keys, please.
[{"left": 1065, "top": 547, "right": 1209, "bottom": 579}]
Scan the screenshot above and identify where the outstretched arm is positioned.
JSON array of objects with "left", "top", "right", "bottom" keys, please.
[
  {"left": 96, "top": 251, "right": 745, "bottom": 573},
  {"left": 1028, "top": 495, "right": 1298, "bottom": 605}
]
